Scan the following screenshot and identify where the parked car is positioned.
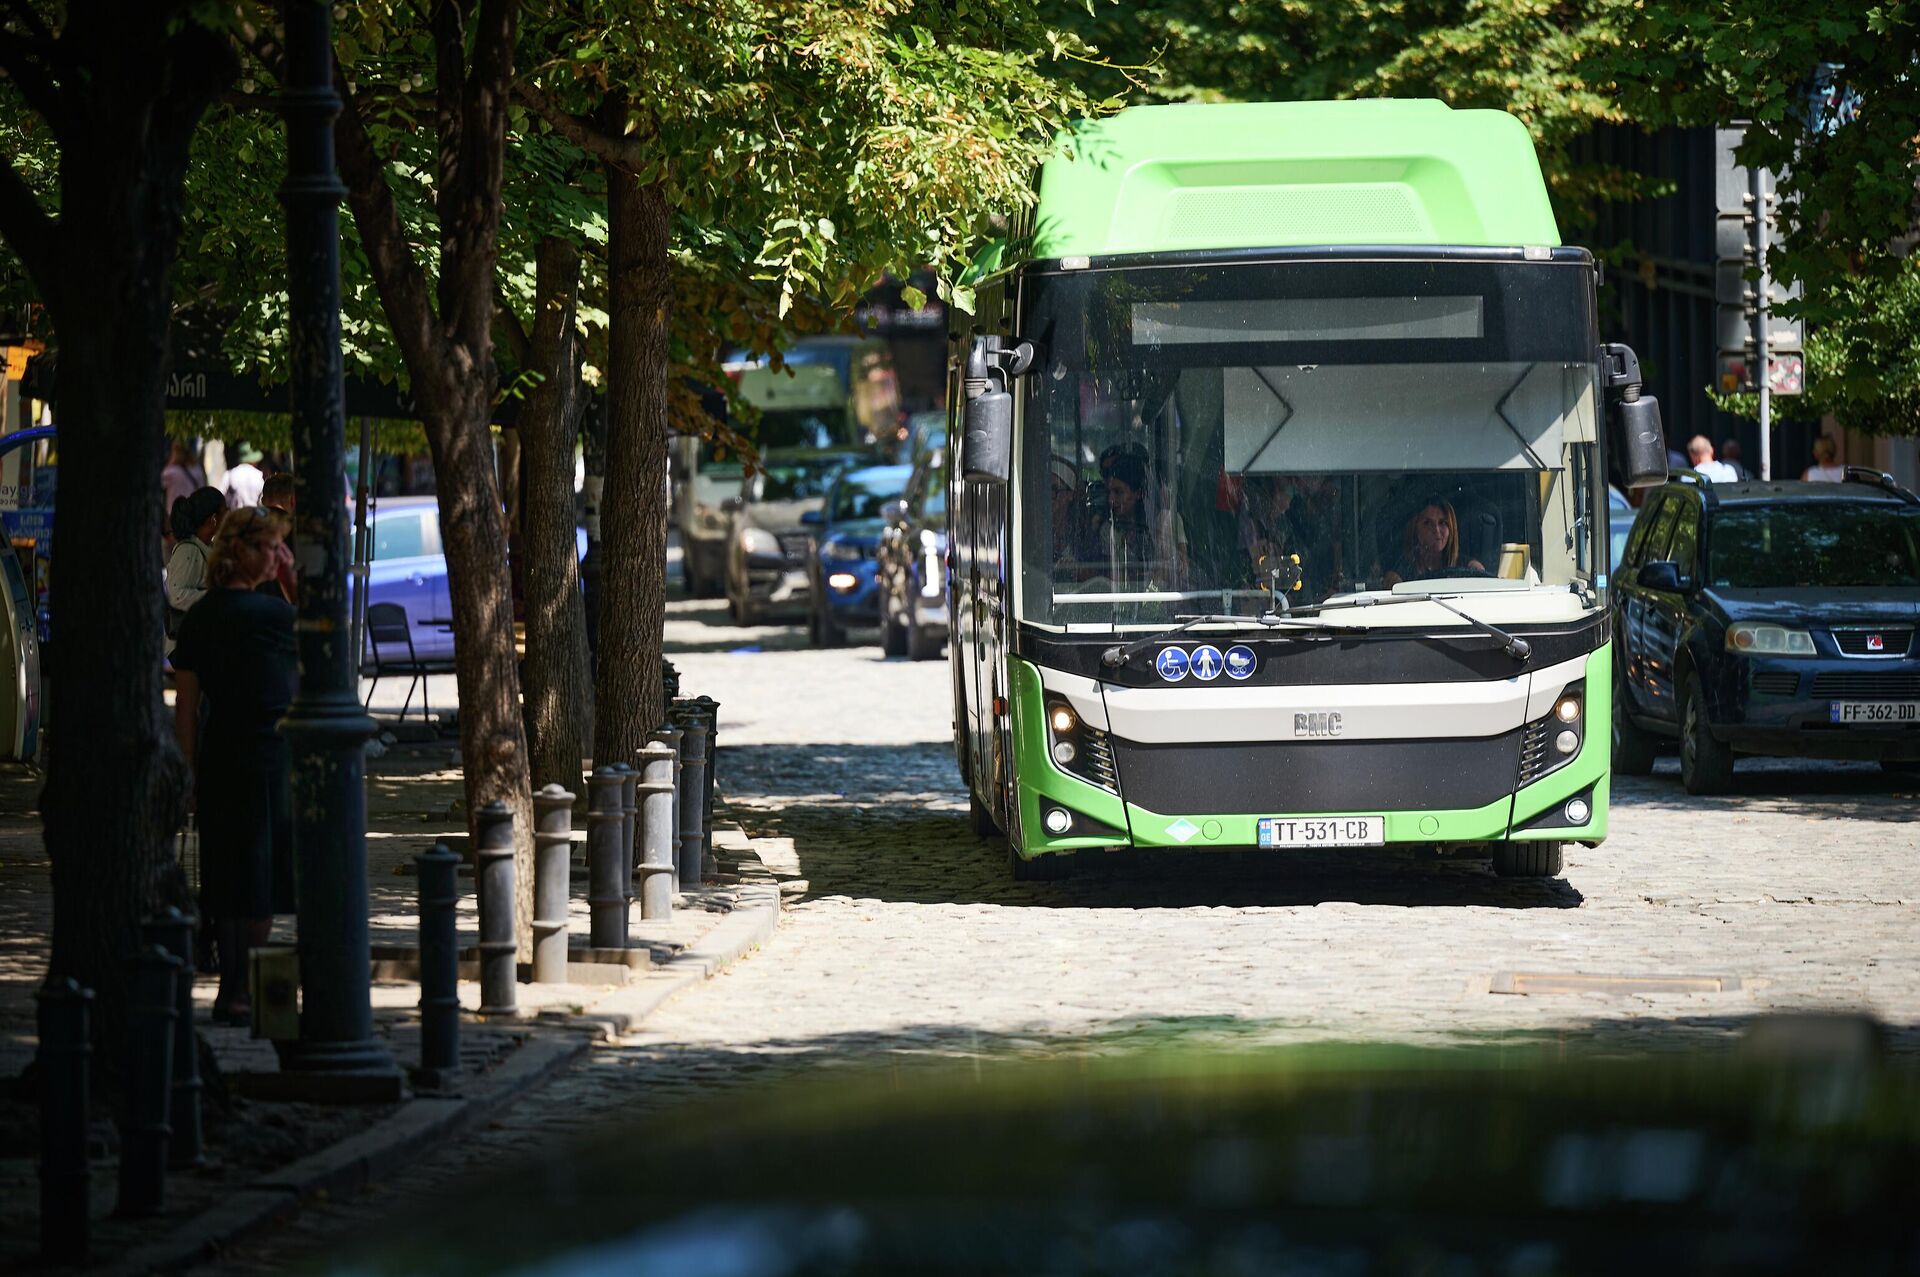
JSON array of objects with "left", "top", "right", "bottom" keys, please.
[
  {"left": 363, "top": 496, "right": 586, "bottom": 663},
  {"left": 1611, "top": 469, "right": 1920, "bottom": 792},
  {"left": 804, "top": 463, "right": 913, "bottom": 647},
  {"left": 725, "top": 447, "right": 871, "bottom": 625},
  {"left": 876, "top": 444, "right": 950, "bottom": 660}
]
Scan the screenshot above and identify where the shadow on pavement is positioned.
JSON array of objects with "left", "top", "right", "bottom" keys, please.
[
  {"left": 715, "top": 743, "right": 1586, "bottom": 911},
  {"left": 1614, "top": 758, "right": 1920, "bottom": 824}
]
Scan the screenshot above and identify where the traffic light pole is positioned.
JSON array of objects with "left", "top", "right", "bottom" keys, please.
[{"left": 1751, "top": 162, "right": 1772, "bottom": 480}]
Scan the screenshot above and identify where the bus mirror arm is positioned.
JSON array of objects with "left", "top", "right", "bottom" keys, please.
[{"left": 959, "top": 339, "right": 1038, "bottom": 486}]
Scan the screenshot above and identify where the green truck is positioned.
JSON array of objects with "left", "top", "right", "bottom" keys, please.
[{"left": 948, "top": 99, "right": 1668, "bottom": 880}]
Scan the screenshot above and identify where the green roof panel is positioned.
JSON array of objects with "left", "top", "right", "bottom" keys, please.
[{"left": 1032, "top": 100, "right": 1559, "bottom": 259}]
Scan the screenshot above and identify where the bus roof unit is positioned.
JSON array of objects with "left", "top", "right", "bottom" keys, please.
[{"left": 1032, "top": 100, "right": 1559, "bottom": 260}]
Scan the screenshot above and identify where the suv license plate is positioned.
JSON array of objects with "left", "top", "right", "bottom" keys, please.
[
  {"left": 1258, "top": 816, "right": 1385, "bottom": 848},
  {"left": 1830, "top": 701, "right": 1920, "bottom": 724}
]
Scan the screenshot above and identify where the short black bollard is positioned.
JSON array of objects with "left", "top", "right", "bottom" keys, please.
[
  {"left": 37, "top": 977, "right": 92, "bottom": 1264},
  {"left": 617, "top": 763, "right": 639, "bottom": 903},
  {"left": 678, "top": 710, "right": 711, "bottom": 883},
  {"left": 474, "top": 800, "right": 518, "bottom": 1016},
  {"left": 531, "top": 784, "right": 576, "bottom": 984},
  {"left": 118, "top": 944, "right": 181, "bottom": 1218},
  {"left": 655, "top": 722, "right": 685, "bottom": 885},
  {"left": 141, "top": 907, "right": 202, "bottom": 1168},
  {"left": 587, "top": 766, "right": 628, "bottom": 948},
  {"left": 691, "top": 696, "right": 721, "bottom": 875},
  {"left": 416, "top": 842, "right": 462, "bottom": 1079},
  {"left": 636, "top": 740, "right": 679, "bottom": 920}
]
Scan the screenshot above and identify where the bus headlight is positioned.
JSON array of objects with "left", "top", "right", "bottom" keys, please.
[
  {"left": 1554, "top": 729, "right": 1579, "bottom": 754},
  {"left": 1727, "top": 623, "right": 1815, "bottom": 655},
  {"left": 1555, "top": 695, "right": 1581, "bottom": 723},
  {"left": 1049, "top": 705, "right": 1077, "bottom": 734}
]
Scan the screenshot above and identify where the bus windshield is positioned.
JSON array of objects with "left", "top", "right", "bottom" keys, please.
[{"left": 1016, "top": 259, "right": 1604, "bottom": 628}]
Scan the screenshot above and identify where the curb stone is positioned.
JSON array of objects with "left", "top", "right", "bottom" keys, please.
[{"left": 570, "top": 880, "right": 782, "bottom": 1039}]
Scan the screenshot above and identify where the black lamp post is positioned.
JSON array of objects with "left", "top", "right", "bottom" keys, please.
[{"left": 275, "top": 0, "right": 398, "bottom": 1088}]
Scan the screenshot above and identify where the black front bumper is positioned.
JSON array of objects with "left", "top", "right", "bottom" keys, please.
[{"left": 1714, "top": 656, "right": 1920, "bottom": 761}]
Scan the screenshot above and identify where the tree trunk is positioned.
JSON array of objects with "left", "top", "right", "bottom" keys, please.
[
  {"left": 593, "top": 173, "right": 673, "bottom": 766},
  {"left": 518, "top": 236, "right": 593, "bottom": 792},
  {"left": 418, "top": 388, "right": 535, "bottom": 953},
  {"left": 25, "top": 11, "right": 235, "bottom": 1084}
]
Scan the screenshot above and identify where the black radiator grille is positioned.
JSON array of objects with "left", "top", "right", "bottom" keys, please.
[
  {"left": 1750, "top": 671, "right": 1801, "bottom": 697},
  {"left": 1810, "top": 672, "right": 1920, "bottom": 699},
  {"left": 1079, "top": 728, "right": 1118, "bottom": 791},
  {"left": 1518, "top": 718, "right": 1554, "bottom": 785}
]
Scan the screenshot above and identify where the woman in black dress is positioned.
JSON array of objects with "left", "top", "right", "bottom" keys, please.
[{"left": 172, "top": 507, "right": 297, "bottom": 1025}]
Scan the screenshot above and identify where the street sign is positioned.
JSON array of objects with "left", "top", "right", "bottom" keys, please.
[{"left": 1713, "top": 126, "right": 1802, "bottom": 397}]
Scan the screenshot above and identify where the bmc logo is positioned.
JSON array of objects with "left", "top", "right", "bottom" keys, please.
[{"left": 1293, "top": 711, "right": 1344, "bottom": 738}]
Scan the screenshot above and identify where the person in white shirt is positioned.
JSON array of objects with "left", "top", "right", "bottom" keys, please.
[
  {"left": 223, "top": 443, "right": 267, "bottom": 509},
  {"left": 1686, "top": 435, "right": 1740, "bottom": 482},
  {"left": 165, "top": 486, "right": 226, "bottom": 655},
  {"left": 1803, "top": 435, "right": 1846, "bottom": 482}
]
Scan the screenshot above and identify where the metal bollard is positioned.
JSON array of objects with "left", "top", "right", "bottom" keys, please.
[
  {"left": 636, "top": 740, "right": 679, "bottom": 920},
  {"left": 141, "top": 908, "right": 202, "bottom": 1168},
  {"left": 690, "top": 696, "right": 721, "bottom": 875},
  {"left": 655, "top": 722, "right": 684, "bottom": 884},
  {"left": 416, "top": 843, "right": 462, "bottom": 1079},
  {"left": 118, "top": 944, "right": 181, "bottom": 1218},
  {"left": 37, "top": 977, "right": 92, "bottom": 1263},
  {"left": 677, "top": 709, "right": 711, "bottom": 883},
  {"left": 474, "top": 800, "right": 518, "bottom": 1016},
  {"left": 618, "top": 763, "right": 639, "bottom": 903},
  {"left": 586, "top": 766, "right": 629, "bottom": 948},
  {"left": 531, "top": 784, "right": 576, "bottom": 984}
]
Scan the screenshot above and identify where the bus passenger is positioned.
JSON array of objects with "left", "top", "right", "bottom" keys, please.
[{"left": 1383, "top": 496, "right": 1483, "bottom": 586}]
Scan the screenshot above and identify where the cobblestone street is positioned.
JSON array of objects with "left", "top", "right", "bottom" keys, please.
[{"left": 203, "top": 594, "right": 1920, "bottom": 1271}]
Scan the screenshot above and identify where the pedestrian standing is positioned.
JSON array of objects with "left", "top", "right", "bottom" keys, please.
[
  {"left": 164, "top": 487, "right": 227, "bottom": 657},
  {"left": 161, "top": 441, "right": 201, "bottom": 538},
  {"left": 171, "top": 507, "right": 298, "bottom": 1026},
  {"left": 1804, "top": 435, "right": 1845, "bottom": 482},
  {"left": 223, "top": 443, "right": 268, "bottom": 509},
  {"left": 258, "top": 472, "right": 298, "bottom": 603},
  {"left": 1685, "top": 436, "right": 1740, "bottom": 483}
]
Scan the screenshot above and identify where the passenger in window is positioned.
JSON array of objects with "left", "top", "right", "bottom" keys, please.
[
  {"left": 1383, "top": 497, "right": 1484, "bottom": 586},
  {"left": 1101, "top": 454, "right": 1186, "bottom": 589}
]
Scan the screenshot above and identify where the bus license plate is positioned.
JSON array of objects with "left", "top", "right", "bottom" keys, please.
[
  {"left": 1258, "top": 816, "right": 1385, "bottom": 848},
  {"left": 1830, "top": 701, "right": 1920, "bottom": 724}
]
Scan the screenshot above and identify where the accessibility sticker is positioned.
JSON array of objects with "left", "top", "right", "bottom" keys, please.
[
  {"left": 1154, "top": 647, "right": 1190, "bottom": 682},
  {"left": 1224, "top": 645, "right": 1257, "bottom": 679},
  {"left": 1189, "top": 644, "right": 1224, "bottom": 681}
]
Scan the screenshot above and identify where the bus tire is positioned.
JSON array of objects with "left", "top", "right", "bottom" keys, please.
[
  {"left": 1680, "top": 675, "right": 1735, "bottom": 795},
  {"left": 968, "top": 788, "right": 999, "bottom": 837},
  {"left": 1492, "top": 841, "right": 1563, "bottom": 878},
  {"left": 1010, "top": 845, "right": 1073, "bottom": 881}
]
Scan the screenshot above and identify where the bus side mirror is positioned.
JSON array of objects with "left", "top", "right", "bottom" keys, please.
[
  {"left": 1614, "top": 397, "right": 1668, "bottom": 490},
  {"left": 1600, "top": 343, "right": 1667, "bottom": 490},
  {"left": 962, "top": 390, "right": 1013, "bottom": 485}
]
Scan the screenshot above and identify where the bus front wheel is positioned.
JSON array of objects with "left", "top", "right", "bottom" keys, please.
[{"left": 1492, "top": 841, "right": 1564, "bottom": 878}]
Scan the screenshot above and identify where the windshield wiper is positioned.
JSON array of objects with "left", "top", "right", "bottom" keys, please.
[
  {"left": 1284, "top": 591, "right": 1533, "bottom": 661},
  {"left": 1099, "top": 612, "right": 1328, "bottom": 669}
]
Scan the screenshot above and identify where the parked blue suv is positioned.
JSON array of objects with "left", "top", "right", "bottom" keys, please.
[
  {"left": 805, "top": 463, "right": 912, "bottom": 647},
  {"left": 1611, "top": 468, "right": 1920, "bottom": 792}
]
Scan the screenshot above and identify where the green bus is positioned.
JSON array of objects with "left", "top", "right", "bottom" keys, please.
[{"left": 948, "top": 100, "right": 1668, "bottom": 881}]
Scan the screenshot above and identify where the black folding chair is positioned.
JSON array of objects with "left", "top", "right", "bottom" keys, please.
[{"left": 363, "top": 601, "right": 438, "bottom": 722}]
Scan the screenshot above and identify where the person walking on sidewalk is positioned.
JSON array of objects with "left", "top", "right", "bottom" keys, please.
[
  {"left": 164, "top": 487, "right": 227, "bottom": 658},
  {"left": 171, "top": 507, "right": 298, "bottom": 1026}
]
